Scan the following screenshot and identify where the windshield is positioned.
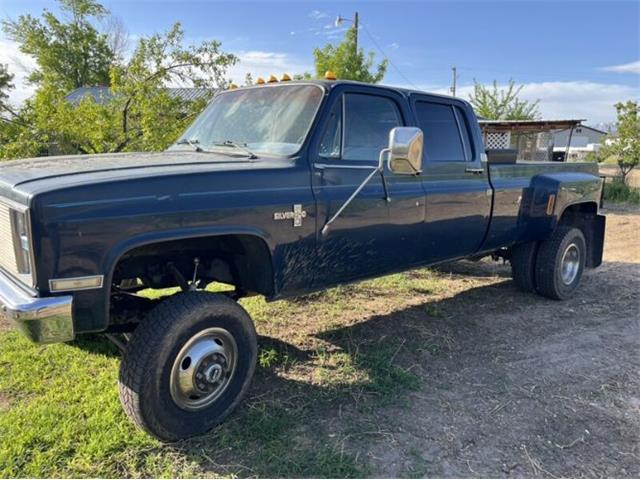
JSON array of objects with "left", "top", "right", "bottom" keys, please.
[{"left": 170, "top": 84, "right": 324, "bottom": 157}]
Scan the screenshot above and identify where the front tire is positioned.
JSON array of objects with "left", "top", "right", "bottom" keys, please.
[
  {"left": 118, "top": 292, "right": 257, "bottom": 441},
  {"left": 535, "top": 226, "right": 586, "bottom": 300}
]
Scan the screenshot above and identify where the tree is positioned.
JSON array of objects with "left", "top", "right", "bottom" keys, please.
[
  {"left": 600, "top": 101, "right": 640, "bottom": 184},
  {"left": 468, "top": 79, "right": 540, "bottom": 120},
  {"left": 110, "top": 22, "right": 237, "bottom": 152},
  {"left": 313, "top": 26, "right": 387, "bottom": 83},
  {"left": 2, "top": 0, "right": 115, "bottom": 91},
  {"left": 0, "top": 64, "right": 14, "bottom": 112},
  {"left": 0, "top": 22, "right": 237, "bottom": 158}
]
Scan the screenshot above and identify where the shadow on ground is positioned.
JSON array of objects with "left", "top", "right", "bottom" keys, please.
[{"left": 69, "top": 260, "right": 639, "bottom": 478}]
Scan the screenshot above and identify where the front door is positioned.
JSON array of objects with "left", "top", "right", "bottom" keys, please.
[{"left": 309, "top": 86, "right": 425, "bottom": 288}]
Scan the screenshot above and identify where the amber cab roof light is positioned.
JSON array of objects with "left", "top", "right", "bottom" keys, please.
[{"left": 324, "top": 70, "right": 337, "bottom": 80}]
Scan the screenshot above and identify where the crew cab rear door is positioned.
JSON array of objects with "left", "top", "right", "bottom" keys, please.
[
  {"left": 308, "top": 85, "right": 425, "bottom": 287},
  {"left": 410, "top": 95, "right": 491, "bottom": 262}
]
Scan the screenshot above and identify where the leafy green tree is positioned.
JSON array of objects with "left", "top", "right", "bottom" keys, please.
[
  {"left": 313, "top": 27, "right": 387, "bottom": 83},
  {"left": 0, "top": 64, "right": 14, "bottom": 111},
  {"left": 110, "top": 22, "right": 237, "bottom": 151},
  {"left": 0, "top": 22, "right": 237, "bottom": 158},
  {"left": 2, "top": 0, "right": 114, "bottom": 91},
  {"left": 469, "top": 79, "right": 540, "bottom": 120},
  {"left": 600, "top": 101, "right": 640, "bottom": 184}
]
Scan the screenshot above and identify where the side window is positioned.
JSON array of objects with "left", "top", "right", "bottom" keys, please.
[
  {"left": 454, "top": 106, "right": 473, "bottom": 161},
  {"left": 343, "top": 94, "right": 401, "bottom": 161},
  {"left": 318, "top": 98, "right": 342, "bottom": 159},
  {"left": 415, "top": 101, "right": 466, "bottom": 162}
]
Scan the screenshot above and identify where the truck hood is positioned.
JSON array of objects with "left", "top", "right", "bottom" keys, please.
[{"left": 0, "top": 150, "right": 283, "bottom": 203}]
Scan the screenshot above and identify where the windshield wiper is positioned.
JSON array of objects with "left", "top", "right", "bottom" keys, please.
[
  {"left": 213, "top": 140, "right": 258, "bottom": 159},
  {"left": 175, "top": 138, "right": 203, "bottom": 152}
]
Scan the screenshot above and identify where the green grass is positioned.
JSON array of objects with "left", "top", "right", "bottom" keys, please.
[
  {"left": 0, "top": 270, "right": 445, "bottom": 477},
  {"left": 603, "top": 179, "right": 640, "bottom": 204}
]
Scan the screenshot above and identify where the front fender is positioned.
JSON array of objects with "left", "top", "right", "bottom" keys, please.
[{"left": 69, "top": 226, "right": 275, "bottom": 336}]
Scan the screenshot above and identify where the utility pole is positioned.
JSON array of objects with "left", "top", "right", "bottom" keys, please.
[
  {"left": 354, "top": 11, "right": 359, "bottom": 55},
  {"left": 336, "top": 12, "right": 359, "bottom": 55},
  {"left": 450, "top": 66, "right": 457, "bottom": 97}
]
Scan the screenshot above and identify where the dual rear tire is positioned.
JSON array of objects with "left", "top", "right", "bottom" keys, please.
[{"left": 511, "top": 226, "right": 586, "bottom": 300}]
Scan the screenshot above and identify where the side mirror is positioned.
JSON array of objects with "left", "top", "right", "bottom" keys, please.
[{"left": 387, "top": 127, "right": 423, "bottom": 174}]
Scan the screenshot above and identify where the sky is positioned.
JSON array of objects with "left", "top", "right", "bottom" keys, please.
[{"left": 1, "top": 0, "right": 639, "bottom": 124}]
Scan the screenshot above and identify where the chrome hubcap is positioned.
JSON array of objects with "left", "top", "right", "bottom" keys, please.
[
  {"left": 560, "top": 243, "right": 580, "bottom": 285},
  {"left": 170, "top": 327, "right": 237, "bottom": 411}
]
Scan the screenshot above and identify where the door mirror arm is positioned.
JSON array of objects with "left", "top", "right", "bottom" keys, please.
[{"left": 321, "top": 148, "right": 390, "bottom": 236}]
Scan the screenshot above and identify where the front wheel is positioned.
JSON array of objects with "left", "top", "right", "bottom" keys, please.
[
  {"left": 535, "top": 226, "right": 586, "bottom": 300},
  {"left": 118, "top": 292, "right": 257, "bottom": 441}
]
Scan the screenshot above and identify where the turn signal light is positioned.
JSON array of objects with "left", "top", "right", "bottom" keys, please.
[{"left": 49, "top": 275, "right": 104, "bottom": 292}]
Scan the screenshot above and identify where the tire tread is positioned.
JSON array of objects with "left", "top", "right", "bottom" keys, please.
[{"left": 118, "top": 292, "right": 256, "bottom": 440}]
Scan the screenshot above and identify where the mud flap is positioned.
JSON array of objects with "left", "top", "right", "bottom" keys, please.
[{"left": 586, "top": 214, "right": 606, "bottom": 268}]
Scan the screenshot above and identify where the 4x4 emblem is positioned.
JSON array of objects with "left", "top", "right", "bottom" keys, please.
[{"left": 273, "top": 204, "right": 307, "bottom": 227}]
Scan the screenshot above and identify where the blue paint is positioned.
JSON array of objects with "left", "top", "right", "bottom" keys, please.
[{"left": 0, "top": 81, "right": 604, "bottom": 335}]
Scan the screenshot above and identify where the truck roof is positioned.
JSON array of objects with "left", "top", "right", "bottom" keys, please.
[{"left": 239, "top": 79, "right": 470, "bottom": 106}]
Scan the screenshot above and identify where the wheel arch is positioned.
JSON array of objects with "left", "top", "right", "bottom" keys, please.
[
  {"left": 556, "top": 201, "right": 605, "bottom": 268},
  {"left": 78, "top": 228, "right": 276, "bottom": 334}
]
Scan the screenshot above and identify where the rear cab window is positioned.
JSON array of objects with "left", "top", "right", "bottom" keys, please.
[{"left": 414, "top": 100, "right": 473, "bottom": 162}]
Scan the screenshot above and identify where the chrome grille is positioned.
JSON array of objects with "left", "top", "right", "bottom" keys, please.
[{"left": 0, "top": 203, "right": 19, "bottom": 277}]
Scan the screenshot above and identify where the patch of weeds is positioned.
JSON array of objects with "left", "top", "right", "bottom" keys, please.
[
  {"left": 257, "top": 346, "right": 296, "bottom": 371},
  {"left": 258, "top": 347, "right": 280, "bottom": 369},
  {"left": 424, "top": 303, "right": 444, "bottom": 318},
  {"left": 400, "top": 447, "right": 429, "bottom": 478},
  {"left": 367, "top": 273, "right": 410, "bottom": 292},
  {"left": 197, "top": 400, "right": 365, "bottom": 477},
  {"left": 604, "top": 179, "right": 640, "bottom": 204},
  {"left": 356, "top": 341, "right": 420, "bottom": 397},
  {"left": 312, "top": 348, "right": 366, "bottom": 387}
]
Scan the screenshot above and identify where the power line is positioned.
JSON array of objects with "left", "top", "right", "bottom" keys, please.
[{"left": 359, "top": 22, "right": 419, "bottom": 89}]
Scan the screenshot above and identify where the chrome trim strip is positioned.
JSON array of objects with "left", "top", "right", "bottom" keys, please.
[
  {"left": 314, "top": 163, "right": 378, "bottom": 170},
  {"left": 49, "top": 275, "right": 104, "bottom": 292},
  {"left": 0, "top": 197, "right": 36, "bottom": 288},
  {"left": 0, "top": 196, "right": 28, "bottom": 213},
  {"left": 0, "top": 270, "right": 73, "bottom": 344}
]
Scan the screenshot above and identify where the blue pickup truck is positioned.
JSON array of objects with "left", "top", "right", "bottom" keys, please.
[{"left": 0, "top": 79, "right": 605, "bottom": 440}]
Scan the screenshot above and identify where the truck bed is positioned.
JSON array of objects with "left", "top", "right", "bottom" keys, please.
[{"left": 482, "top": 161, "right": 601, "bottom": 251}]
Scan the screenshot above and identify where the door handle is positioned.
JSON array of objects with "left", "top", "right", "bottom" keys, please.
[{"left": 465, "top": 167, "right": 485, "bottom": 175}]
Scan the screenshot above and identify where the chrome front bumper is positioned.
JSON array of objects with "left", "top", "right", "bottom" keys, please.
[{"left": 0, "top": 271, "right": 74, "bottom": 344}]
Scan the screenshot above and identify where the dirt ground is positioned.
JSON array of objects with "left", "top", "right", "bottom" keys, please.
[
  {"left": 1, "top": 204, "right": 638, "bottom": 478},
  {"left": 338, "top": 204, "right": 640, "bottom": 477},
  {"left": 244, "top": 203, "right": 639, "bottom": 478}
]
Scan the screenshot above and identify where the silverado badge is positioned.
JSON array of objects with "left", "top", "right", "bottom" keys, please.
[{"left": 273, "top": 204, "right": 307, "bottom": 227}]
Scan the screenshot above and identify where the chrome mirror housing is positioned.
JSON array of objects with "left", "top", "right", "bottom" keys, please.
[{"left": 387, "top": 127, "right": 424, "bottom": 175}]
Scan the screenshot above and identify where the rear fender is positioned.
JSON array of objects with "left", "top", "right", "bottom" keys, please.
[{"left": 521, "top": 172, "right": 603, "bottom": 242}]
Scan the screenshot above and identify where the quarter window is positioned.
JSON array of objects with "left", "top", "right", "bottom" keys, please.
[{"left": 415, "top": 101, "right": 466, "bottom": 162}]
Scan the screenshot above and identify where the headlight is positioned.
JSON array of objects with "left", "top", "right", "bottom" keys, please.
[{"left": 10, "top": 209, "right": 32, "bottom": 275}]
